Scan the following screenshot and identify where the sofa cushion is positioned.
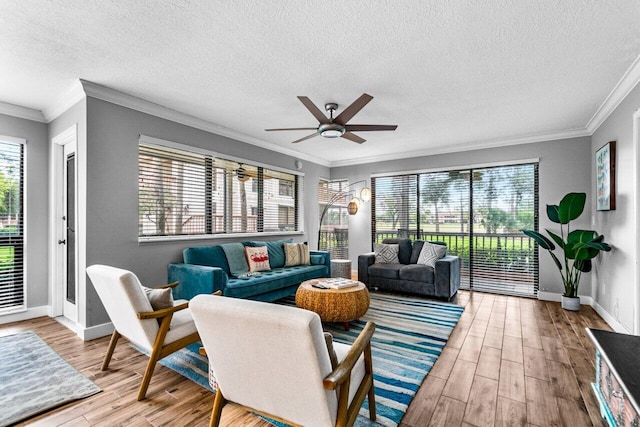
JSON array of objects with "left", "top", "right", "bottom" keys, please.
[
  {"left": 382, "top": 238, "right": 412, "bottom": 264},
  {"left": 399, "top": 264, "right": 435, "bottom": 283},
  {"left": 374, "top": 243, "right": 399, "bottom": 264},
  {"left": 247, "top": 239, "right": 292, "bottom": 269},
  {"left": 225, "top": 265, "right": 326, "bottom": 299},
  {"left": 220, "top": 242, "right": 250, "bottom": 277},
  {"left": 245, "top": 246, "right": 271, "bottom": 272},
  {"left": 417, "top": 242, "right": 447, "bottom": 268},
  {"left": 310, "top": 254, "right": 325, "bottom": 265},
  {"left": 411, "top": 240, "right": 447, "bottom": 264},
  {"left": 368, "top": 263, "right": 401, "bottom": 280},
  {"left": 183, "top": 245, "right": 231, "bottom": 275},
  {"left": 284, "top": 243, "right": 310, "bottom": 266}
]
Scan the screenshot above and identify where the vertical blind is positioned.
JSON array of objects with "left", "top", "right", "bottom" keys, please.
[
  {"left": 0, "top": 140, "right": 24, "bottom": 311},
  {"left": 139, "top": 141, "right": 302, "bottom": 237},
  {"left": 372, "top": 163, "right": 538, "bottom": 297}
]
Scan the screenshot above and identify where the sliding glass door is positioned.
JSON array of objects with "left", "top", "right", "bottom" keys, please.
[{"left": 372, "top": 162, "right": 538, "bottom": 297}]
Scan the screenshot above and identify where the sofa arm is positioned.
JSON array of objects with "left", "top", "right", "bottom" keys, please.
[
  {"left": 358, "top": 252, "right": 376, "bottom": 286},
  {"left": 310, "top": 250, "right": 331, "bottom": 275},
  {"left": 168, "top": 263, "right": 227, "bottom": 300},
  {"left": 434, "top": 255, "right": 461, "bottom": 300}
]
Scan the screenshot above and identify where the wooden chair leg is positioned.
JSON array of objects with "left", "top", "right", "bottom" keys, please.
[
  {"left": 367, "top": 381, "right": 376, "bottom": 421},
  {"left": 209, "top": 389, "right": 227, "bottom": 427},
  {"left": 137, "top": 343, "right": 162, "bottom": 401},
  {"left": 101, "top": 330, "right": 120, "bottom": 371}
]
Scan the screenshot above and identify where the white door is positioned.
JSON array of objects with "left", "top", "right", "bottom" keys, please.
[{"left": 60, "top": 141, "right": 77, "bottom": 322}]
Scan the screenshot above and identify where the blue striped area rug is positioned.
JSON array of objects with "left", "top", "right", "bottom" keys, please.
[{"left": 157, "top": 292, "right": 464, "bottom": 427}]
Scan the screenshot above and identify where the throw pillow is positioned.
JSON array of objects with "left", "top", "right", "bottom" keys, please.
[
  {"left": 417, "top": 241, "right": 447, "bottom": 268},
  {"left": 142, "top": 286, "right": 174, "bottom": 311},
  {"left": 245, "top": 246, "right": 271, "bottom": 272},
  {"left": 374, "top": 243, "right": 400, "bottom": 264},
  {"left": 284, "top": 242, "right": 310, "bottom": 266}
]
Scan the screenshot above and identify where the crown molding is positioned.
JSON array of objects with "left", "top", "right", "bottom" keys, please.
[
  {"left": 586, "top": 53, "right": 640, "bottom": 134},
  {"left": 329, "top": 127, "right": 591, "bottom": 167},
  {"left": 41, "top": 79, "right": 86, "bottom": 122},
  {"left": 78, "top": 80, "right": 331, "bottom": 167},
  {"left": 0, "top": 100, "right": 46, "bottom": 123}
]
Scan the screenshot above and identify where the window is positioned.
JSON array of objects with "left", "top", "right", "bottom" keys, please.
[
  {"left": 0, "top": 139, "right": 24, "bottom": 312},
  {"left": 138, "top": 138, "right": 302, "bottom": 238},
  {"left": 372, "top": 162, "right": 538, "bottom": 297},
  {"left": 318, "top": 179, "right": 350, "bottom": 259}
]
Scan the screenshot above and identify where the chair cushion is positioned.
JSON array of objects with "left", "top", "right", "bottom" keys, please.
[
  {"left": 284, "top": 243, "right": 310, "bottom": 266},
  {"left": 333, "top": 342, "right": 366, "bottom": 406},
  {"left": 368, "top": 263, "right": 401, "bottom": 280},
  {"left": 399, "top": 264, "right": 435, "bottom": 283},
  {"left": 374, "top": 243, "right": 399, "bottom": 264},
  {"left": 245, "top": 246, "right": 271, "bottom": 272},
  {"left": 165, "top": 299, "right": 198, "bottom": 344}
]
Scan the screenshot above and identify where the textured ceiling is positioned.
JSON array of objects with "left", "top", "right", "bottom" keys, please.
[{"left": 1, "top": 1, "right": 640, "bottom": 166}]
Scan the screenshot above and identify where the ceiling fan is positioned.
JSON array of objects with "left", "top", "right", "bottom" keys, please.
[{"left": 265, "top": 93, "right": 397, "bottom": 144}]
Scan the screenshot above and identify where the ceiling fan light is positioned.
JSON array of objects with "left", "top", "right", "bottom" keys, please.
[{"left": 320, "top": 129, "right": 344, "bottom": 138}]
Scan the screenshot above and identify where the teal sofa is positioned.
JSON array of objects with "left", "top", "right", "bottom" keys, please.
[{"left": 167, "top": 240, "right": 330, "bottom": 302}]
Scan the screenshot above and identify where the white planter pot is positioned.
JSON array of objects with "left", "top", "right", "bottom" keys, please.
[{"left": 561, "top": 295, "right": 580, "bottom": 311}]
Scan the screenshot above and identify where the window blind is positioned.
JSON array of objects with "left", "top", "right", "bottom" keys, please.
[
  {"left": 372, "top": 163, "right": 538, "bottom": 297},
  {"left": 139, "top": 141, "right": 302, "bottom": 237},
  {"left": 0, "top": 140, "right": 24, "bottom": 311}
]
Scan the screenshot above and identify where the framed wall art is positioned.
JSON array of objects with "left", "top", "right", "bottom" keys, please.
[{"left": 596, "top": 140, "right": 616, "bottom": 211}]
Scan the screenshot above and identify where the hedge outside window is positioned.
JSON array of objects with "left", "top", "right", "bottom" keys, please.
[{"left": 138, "top": 140, "right": 302, "bottom": 237}]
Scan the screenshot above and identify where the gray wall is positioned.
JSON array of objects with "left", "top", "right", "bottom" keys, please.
[
  {"left": 331, "top": 136, "right": 593, "bottom": 297},
  {"left": 0, "top": 113, "right": 49, "bottom": 308},
  {"left": 591, "top": 83, "right": 640, "bottom": 332},
  {"left": 85, "top": 97, "right": 329, "bottom": 326}
]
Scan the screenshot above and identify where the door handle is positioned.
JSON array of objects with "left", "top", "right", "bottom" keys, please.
[{"left": 58, "top": 240, "right": 66, "bottom": 245}]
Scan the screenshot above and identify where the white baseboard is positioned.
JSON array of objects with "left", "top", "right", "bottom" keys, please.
[
  {"left": 591, "top": 300, "right": 630, "bottom": 334},
  {"left": 538, "top": 291, "right": 629, "bottom": 333},
  {"left": 80, "top": 322, "right": 114, "bottom": 341},
  {"left": 0, "top": 306, "right": 49, "bottom": 324}
]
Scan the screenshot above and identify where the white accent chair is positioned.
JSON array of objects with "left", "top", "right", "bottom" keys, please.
[
  {"left": 86, "top": 264, "right": 200, "bottom": 400},
  {"left": 189, "top": 294, "right": 376, "bottom": 427}
]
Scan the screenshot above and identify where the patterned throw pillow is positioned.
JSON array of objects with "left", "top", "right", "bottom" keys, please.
[
  {"left": 417, "top": 242, "right": 447, "bottom": 268},
  {"left": 374, "top": 243, "right": 399, "bottom": 264},
  {"left": 245, "top": 246, "right": 271, "bottom": 272},
  {"left": 284, "top": 243, "right": 310, "bottom": 266}
]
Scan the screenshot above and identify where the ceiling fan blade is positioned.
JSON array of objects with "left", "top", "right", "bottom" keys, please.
[
  {"left": 334, "top": 93, "right": 373, "bottom": 125},
  {"left": 291, "top": 132, "right": 320, "bottom": 143},
  {"left": 341, "top": 132, "right": 366, "bottom": 144},
  {"left": 265, "top": 127, "right": 317, "bottom": 131},
  {"left": 345, "top": 124, "right": 398, "bottom": 132},
  {"left": 297, "top": 96, "right": 330, "bottom": 124}
]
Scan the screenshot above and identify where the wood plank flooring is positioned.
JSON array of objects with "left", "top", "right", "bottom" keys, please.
[{"left": 0, "top": 290, "right": 611, "bottom": 426}]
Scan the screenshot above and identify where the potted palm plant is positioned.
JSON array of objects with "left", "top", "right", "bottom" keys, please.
[{"left": 522, "top": 192, "right": 611, "bottom": 311}]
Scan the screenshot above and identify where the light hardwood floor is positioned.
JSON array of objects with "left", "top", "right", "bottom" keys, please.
[{"left": 0, "top": 290, "right": 611, "bottom": 427}]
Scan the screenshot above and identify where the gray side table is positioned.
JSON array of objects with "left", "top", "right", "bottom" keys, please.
[{"left": 331, "top": 259, "right": 352, "bottom": 279}]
